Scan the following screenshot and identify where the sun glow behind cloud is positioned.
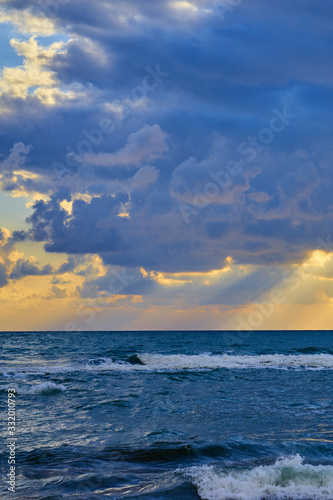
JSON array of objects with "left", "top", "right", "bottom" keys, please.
[
  {"left": 170, "top": 1, "right": 198, "bottom": 12},
  {"left": 0, "top": 8, "right": 56, "bottom": 35},
  {"left": 0, "top": 0, "right": 332, "bottom": 330},
  {"left": 1, "top": 239, "right": 333, "bottom": 331}
]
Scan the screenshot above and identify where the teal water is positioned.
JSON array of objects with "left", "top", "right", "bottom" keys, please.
[{"left": 1, "top": 331, "right": 333, "bottom": 499}]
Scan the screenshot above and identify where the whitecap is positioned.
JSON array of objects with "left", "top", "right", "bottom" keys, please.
[
  {"left": 137, "top": 353, "right": 333, "bottom": 371},
  {"left": 26, "top": 382, "right": 66, "bottom": 394},
  {"left": 184, "top": 455, "right": 333, "bottom": 500},
  {"left": 2, "top": 353, "right": 333, "bottom": 375},
  {"left": 0, "top": 382, "right": 66, "bottom": 395}
]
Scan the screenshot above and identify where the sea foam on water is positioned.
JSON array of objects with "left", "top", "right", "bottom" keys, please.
[
  {"left": 185, "top": 455, "right": 333, "bottom": 500},
  {"left": 3, "top": 353, "right": 333, "bottom": 376}
]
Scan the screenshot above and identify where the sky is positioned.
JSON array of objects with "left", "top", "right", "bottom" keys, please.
[{"left": 0, "top": 0, "right": 333, "bottom": 331}]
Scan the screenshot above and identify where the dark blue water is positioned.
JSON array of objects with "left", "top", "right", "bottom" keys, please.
[{"left": 1, "top": 331, "right": 333, "bottom": 499}]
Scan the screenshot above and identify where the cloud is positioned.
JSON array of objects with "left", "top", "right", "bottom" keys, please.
[
  {"left": 79, "top": 266, "right": 157, "bottom": 299},
  {"left": 9, "top": 258, "right": 52, "bottom": 279},
  {"left": 80, "top": 124, "right": 168, "bottom": 167},
  {"left": 0, "top": 142, "right": 35, "bottom": 195},
  {"left": 170, "top": 139, "right": 260, "bottom": 207},
  {"left": 50, "top": 284, "right": 67, "bottom": 298},
  {"left": 0, "top": 35, "right": 89, "bottom": 108},
  {"left": 0, "top": 142, "right": 55, "bottom": 204},
  {"left": 0, "top": 227, "right": 54, "bottom": 286},
  {"left": 0, "top": 7, "right": 56, "bottom": 35},
  {"left": 56, "top": 256, "right": 77, "bottom": 274},
  {"left": 129, "top": 165, "right": 159, "bottom": 191},
  {"left": 1, "top": 0, "right": 333, "bottom": 329},
  {"left": 0, "top": 37, "right": 61, "bottom": 100},
  {"left": 21, "top": 142, "right": 333, "bottom": 272},
  {"left": 0, "top": 262, "right": 8, "bottom": 287},
  {"left": 28, "top": 192, "right": 129, "bottom": 253}
]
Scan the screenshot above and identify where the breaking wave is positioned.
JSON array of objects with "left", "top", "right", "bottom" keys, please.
[
  {"left": 3, "top": 353, "right": 333, "bottom": 376},
  {"left": 1, "top": 382, "right": 66, "bottom": 394},
  {"left": 136, "top": 353, "right": 333, "bottom": 371},
  {"left": 184, "top": 455, "right": 333, "bottom": 500}
]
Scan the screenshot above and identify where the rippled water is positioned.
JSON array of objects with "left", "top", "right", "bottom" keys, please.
[{"left": 1, "top": 330, "right": 333, "bottom": 499}]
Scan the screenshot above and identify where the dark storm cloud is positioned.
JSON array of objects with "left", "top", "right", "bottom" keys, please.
[
  {"left": 28, "top": 192, "right": 128, "bottom": 253},
  {"left": 1, "top": 0, "right": 333, "bottom": 273},
  {"left": 11, "top": 230, "right": 28, "bottom": 241},
  {"left": 9, "top": 259, "right": 52, "bottom": 280}
]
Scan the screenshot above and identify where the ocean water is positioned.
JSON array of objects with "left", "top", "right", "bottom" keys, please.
[{"left": 1, "top": 330, "right": 333, "bottom": 499}]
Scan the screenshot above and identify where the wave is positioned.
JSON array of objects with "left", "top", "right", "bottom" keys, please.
[
  {"left": 0, "top": 382, "right": 66, "bottom": 394},
  {"left": 27, "top": 382, "right": 66, "bottom": 394},
  {"left": 136, "top": 353, "right": 333, "bottom": 370},
  {"left": 2, "top": 353, "right": 333, "bottom": 376},
  {"left": 184, "top": 455, "right": 333, "bottom": 500}
]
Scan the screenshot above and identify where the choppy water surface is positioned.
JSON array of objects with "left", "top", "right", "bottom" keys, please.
[{"left": 1, "top": 330, "right": 333, "bottom": 499}]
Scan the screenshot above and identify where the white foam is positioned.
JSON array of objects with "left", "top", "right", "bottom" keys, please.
[
  {"left": 184, "top": 455, "right": 333, "bottom": 500},
  {"left": 26, "top": 382, "right": 66, "bottom": 394},
  {"left": 0, "top": 382, "right": 66, "bottom": 394},
  {"left": 137, "top": 353, "right": 333, "bottom": 371},
  {"left": 2, "top": 353, "right": 333, "bottom": 376}
]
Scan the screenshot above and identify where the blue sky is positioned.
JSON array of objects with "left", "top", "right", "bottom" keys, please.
[{"left": 0, "top": 0, "right": 333, "bottom": 331}]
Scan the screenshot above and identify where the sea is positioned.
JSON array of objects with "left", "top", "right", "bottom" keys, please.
[{"left": 1, "top": 330, "right": 333, "bottom": 499}]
